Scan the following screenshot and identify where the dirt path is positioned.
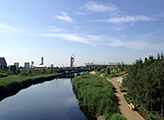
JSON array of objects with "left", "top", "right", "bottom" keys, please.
[{"left": 107, "top": 77, "right": 144, "bottom": 120}]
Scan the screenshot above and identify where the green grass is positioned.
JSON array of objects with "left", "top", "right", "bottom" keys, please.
[
  {"left": 73, "top": 72, "right": 122, "bottom": 120},
  {"left": 120, "top": 86, "right": 127, "bottom": 92},
  {"left": 110, "top": 113, "right": 127, "bottom": 120},
  {"left": 0, "top": 73, "right": 62, "bottom": 100},
  {"left": 0, "top": 73, "right": 60, "bottom": 85},
  {"left": 106, "top": 70, "right": 127, "bottom": 79}
]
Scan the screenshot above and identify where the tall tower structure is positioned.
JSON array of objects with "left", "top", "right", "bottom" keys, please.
[
  {"left": 14, "top": 62, "right": 19, "bottom": 67},
  {"left": 70, "top": 54, "right": 75, "bottom": 67},
  {"left": 0, "top": 57, "right": 7, "bottom": 65},
  {"left": 40, "top": 57, "right": 44, "bottom": 65},
  {"left": 24, "top": 62, "right": 30, "bottom": 68}
]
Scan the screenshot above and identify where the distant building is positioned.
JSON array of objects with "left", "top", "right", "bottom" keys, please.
[
  {"left": 40, "top": 57, "right": 44, "bottom": 65},
  {"left": 30, "top": 61, "right": 34, "bottom": 68},
  {"left": 0, "top": 57, "right": 7, "bottom": 65},
  {"left": 50, "top": 64, "right": 54, "bottom": 68},
  {"left": 24, "top": 62, "right": 30, "bottom": 68},
  {"left": 14, "top": 62, "right": 19, "bottom": 67}
]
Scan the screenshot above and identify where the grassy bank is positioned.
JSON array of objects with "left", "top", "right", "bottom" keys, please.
[
  {"left": 0, "top": 73, "right": 62, "bottom": 101},
  {"left": 72, "top": 72, "right": 126, "bottom": 120}
]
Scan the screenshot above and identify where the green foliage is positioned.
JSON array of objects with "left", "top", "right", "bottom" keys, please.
[
  {"left": 0, "top": 73, "right": 8, "bottom": 77},
  {"left": 122, "top": 77, "right": 127, "bottom": 87},
  {"left": 127, "top": 52, "right": 164, "bottom": 116},
  {"left": 9, "top": 65, "right": 16, "bottom": 73},
  {"left": 72, "top": 72, "right": 119, "bottom": 119},
  {"left": 27, "top": 69, "right": 32, "bottom": 74},
  {"left": 106, "top": 67, "right": 110, "bottom": 75},
  {"left": 50, "top": 69, "right": 53, "bottom": 74},
  {"left": 110, "top": 113, "right": 127, "bottom": 120},
  {"left": 42, "top": 68, "right": 45, "bottom": 74},
  {"left": 20, "top": 72, "right": 28, "bottom": 76},
  {"left": 96, "top": 66, "right": 107, "bottom": 72},
  {"left": 0, "top": 73, "right": 62, "bottom": 100},
  {"left": 120, "top": 86, "right": 127, "bottom": 92}
]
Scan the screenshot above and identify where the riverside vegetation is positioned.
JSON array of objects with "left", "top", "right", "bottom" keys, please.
[
  {"left": 86, "top": 52, "right": 164, "bottom": 120},
  {"left": 0, "top": 66, "right": 69, "bottom": 101},
  {"left": 72, "top": 72, "right": 127, "bottom": 120},
  {"left": 123, "top": 52, "right": 164, "bottom": 120}
]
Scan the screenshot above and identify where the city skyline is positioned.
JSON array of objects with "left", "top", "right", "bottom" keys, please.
[{"left": 0, "top": 0, "right": 164, "bottom": 66}]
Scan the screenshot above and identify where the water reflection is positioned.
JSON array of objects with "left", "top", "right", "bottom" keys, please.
[{"left": 0, "top": 75, "right": 87, "bottom": 120}]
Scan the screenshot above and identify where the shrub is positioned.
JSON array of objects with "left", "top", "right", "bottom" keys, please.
[
  {"left": 120, "top": 86, "right": 127, "bottom": 92},
  {"left": 110, "top": 113, "right": 127, "bottom": 120},
  {"left": 0, "top": 73, "right": 8, "bottom": 77},
  {"left": 73, "top": 72, "right": 119, "bottom": 120}
]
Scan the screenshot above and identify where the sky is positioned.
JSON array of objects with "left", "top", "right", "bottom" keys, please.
[{"left": 0, "top": 0, "right": 164, "bottom": 67}]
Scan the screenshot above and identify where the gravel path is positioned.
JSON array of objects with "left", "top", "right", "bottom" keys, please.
[{"left": 107, "top": 77, "right": 144, "bottom": 120}]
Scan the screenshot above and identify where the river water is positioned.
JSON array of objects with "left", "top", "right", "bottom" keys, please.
[{"left": 0, "top": 76, "right": 87, "bottom": 120}]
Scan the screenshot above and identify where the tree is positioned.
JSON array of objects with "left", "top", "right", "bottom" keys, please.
[
  {"left": 126, "top": 53, "right": 164, "bottom": 115},
  {"left": 161, "top": 52, "right": 164, "bottom": 60},
  {"left": 42, "top": 68, "right": 45, "bottom": 74},
  {"left": 106, "top": 67, "right": 110, "bottom": 75},
  {"left": 27, "top": 69, "right": 32, "bottom": 74},
  {"left": 149, "top": 55, "right": 155, "bottom": 64},
  {"left": 9, "top": 65, "right": 16, "bottom": 74},
  {"left": 16, "top": 68, "right": 21, "bottom": 74},
  {"left": 50, "top": 69, "right": 53, "bottom": 74},
  {"left": 157, "top": 53, "right": 161, "bottom": 60}
]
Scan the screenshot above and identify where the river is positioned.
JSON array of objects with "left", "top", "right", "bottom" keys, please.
[{"left": 0, "top": 75, "right": 87, "bottom": 120}]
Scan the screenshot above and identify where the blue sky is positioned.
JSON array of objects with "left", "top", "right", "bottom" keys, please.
[{"left": 0, "top": 0, "right": 164, "bottom": 67}]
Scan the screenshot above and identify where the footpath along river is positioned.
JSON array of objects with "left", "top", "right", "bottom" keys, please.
[{"left": 0, "top": 74, "right": 88, "bottom": 120}]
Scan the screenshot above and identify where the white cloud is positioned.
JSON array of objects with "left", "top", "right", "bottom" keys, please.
[
  {"left": 106, "top": 37, "right": 164, "bottom": 50},
  {"left": 41, "top": 33, "right": 92, "bottom": 44},
  {"left": 38, "top": 28, "right": 164, "bottom": 51},
  {"left": 50, "top": 26, "right": 66, "bottom": 32},
  {"left": 56, "top": 11, "right": 74, "bottom": 23},
  {"left": 107, "top": 39, "right": 148, "bottom": 50},
  {"left": 75, "top": 11, "right": 86, "bottom": 15},
  {"left": 113, "top": 27, "right": 123, "bottom": 31},
  {"left": 156, "top": 11, "right": 164, "bottom": 18},
  {"left": 82, "top": 1, "right": 118, "bottom": 13},
  {"left": 0, "top": 23, "right": 24, "bottom": 34},
  {"left": 40, "top": 33, "right": 104, "bottom": 45},
  {"left": 97, "top": 16, "right": 156, "bottom": 23}
]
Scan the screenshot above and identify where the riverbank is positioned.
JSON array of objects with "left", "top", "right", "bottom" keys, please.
[
  {"left": 72, "top": 72, "right": 127, "bottom": 120},
  {"left": 0, "top": 74, "right": 88, "bottom": 120},
  {"left": 107, "top": 77, "right": 144, "bottom": 120},
  {"left": 0, "top": 73, "right": 63, "bottom": 101}
]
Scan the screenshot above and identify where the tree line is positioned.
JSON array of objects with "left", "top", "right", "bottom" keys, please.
[
  {"left": 0, "top": 65, "right": 54, "bottom": 77},
  {"left": 127, "top": 52, "right": 164, "bottom": 115}
]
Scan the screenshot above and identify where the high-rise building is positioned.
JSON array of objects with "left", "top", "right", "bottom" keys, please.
[
  {"left": 24, "top": 62, "right": 30, "bottom": 68},
  {"left": 40, "top": 57, "right": 44, "bottom": 65},
  {"left": 0, "top": 57, "right": 7, "bottom": 65},
  {"left": 50, "top": 64, "right": 54, "bottom": 68},
  {"left": 14, "top": 62, "right": 19, "bottom": 67},
  {"left": 30, "top": 61, "right": 34, "bottom": 68}
]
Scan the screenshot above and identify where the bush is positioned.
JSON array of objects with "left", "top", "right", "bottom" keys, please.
[
  {"left": 120, "top": 86, "right": 127, "bottom": 92},
  {"left": 20, "top": 72, "right": 28, "bottom": 76},
  {"left": 110, "top": 113, "right": 127, "bottom": 120},
  {"left": 73, "top": 72, "right": 119, "bottom": 120},
  {"left": 0, "top": 73, "right": 8, "bottom": 77}
]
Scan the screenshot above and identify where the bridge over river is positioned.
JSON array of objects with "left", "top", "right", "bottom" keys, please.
[{"left": 52, "top": 68, "right": 88, "bottom": 72}]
